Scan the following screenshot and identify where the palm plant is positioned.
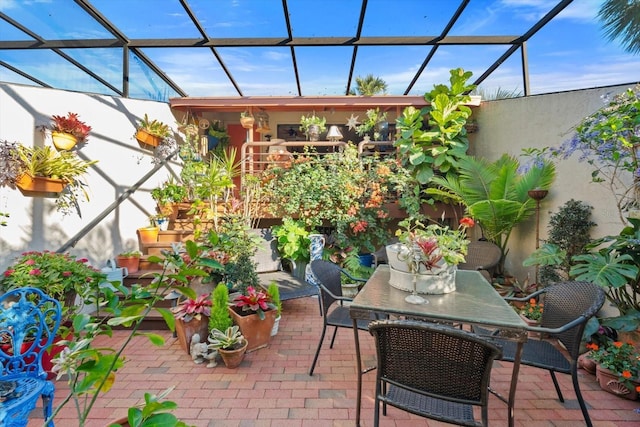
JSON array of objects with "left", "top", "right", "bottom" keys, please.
[
  {"left": 355, "top": 74, "right": 387, "bottom": 96},
  {"left": 426, "top": 154, "right": 556, "bottom": 274},
  {"left": 599, "top": 0, "right": 640, "bottom": 54}
]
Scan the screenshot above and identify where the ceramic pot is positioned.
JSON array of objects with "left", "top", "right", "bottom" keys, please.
[
  {"left": 51, "top": 131, "right": 77, "bottom": 150},
  {"left": 137, "top": 226, "right": 159, "bottom": 244},
  {"left": 228, "top": 307, "right": 276, "bottom": 353},
  {"left": 578, "top": 351, "right": 597, "bottom": 375},
  {"left": 270, "top": 315, "right": 281, "bottom": 336},
  {"left": 341, "top": 283, "right": 360, "bottom": 298},
  {"left": 174, "top": 316, "right": 209, "bottom": 354},
  {"left": 307, "top": 124, "right": 321, "bottom": 142},
  {"left": 219, "top": 339, "right": 248, "bottom": 368},
  {"left": 305, "top": 234, "right": 325, "bottom": 286},
  {"left": 388, "top": 263, "right": 457, "bottom": 295},
  {"left": 518, "top": 313, "right": 541, "bottom": 338},
  {"left": 135, "top": 129, "right": 163, "bottom": 148},
  {"left": 596, "top": 365, "right": 640, "bottom": 400}
]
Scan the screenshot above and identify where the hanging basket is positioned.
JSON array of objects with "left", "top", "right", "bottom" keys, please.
[
  {"left": 16, "top": 173, "right": 66, "bottom": 198},
  {"left": 240, "top": 116, "right": 255, "bottom": 129},
  {"left": 51, "top": 131, "right": 78, "bottom": 151}
]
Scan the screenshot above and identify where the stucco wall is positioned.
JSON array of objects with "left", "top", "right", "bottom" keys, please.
[
  {"left": 0, "top": 83, "right": 180, "bottom": 270},
  {"left": 474, "top": 83, "right": 638, "bottom": 281}
]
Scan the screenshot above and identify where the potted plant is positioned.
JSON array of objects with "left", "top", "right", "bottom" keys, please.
[
  {"left": 50, "top": 112, "right": 91, "bottom": 150},
  {"left": 587, "top": 339, "right": 640, "bottom": 400},
  {"left": 517, "top": 298, "right": 544, "bottom": 331},
  {"left": 355, "top": 107, "right": 387, "bottom": 141},
  {"left": 115, "top": 250, "right": 141, "bottom": 274},
  {"left": 299, "top": 113, "right": 326, "bottom": 141},
  {"left": 135, "top": 114, "right": 172, "bottom": 148},
  {"left": 240, "top": 111, "right": 255, "bottom": 129},
  {"left": 209, "top": 282, "right": 233, "bottom": 333},
  {"left": 151, "top": 178, "right": 189, "bottom": 221},
  {"left": 207, "top": 325, "right": 248, "bottom": 369},
  {"left": 11, "top": 144, "right": 98, "bottom": 216},
  {"left": 228, "top": 286, "right": 277, "bottom": 352},
  {"left": 207, "top": 120, "right": 230, "bottom": 152},
  {"left": 171, "top": 293, "right": 212, "bottom": 353},
  {"left": 271, "top": 218, "right": 311, "bottom": 279},
  {"left": 0, "top": 250, "right": 105, "bottom": 379},
  {"left": 137, "top": 218, "right": 159, "bottom": 245},
  {"left": 386, "top": 217, "right": 474, "bottom": 297}
]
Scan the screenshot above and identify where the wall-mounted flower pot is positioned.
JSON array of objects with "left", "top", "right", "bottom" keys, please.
[
  {"left": 135, "top": 129, "right": 163, "bottom": 148},
  {"left": 51, "top": 131, "right": 78, "bottom": 151},
  {"left": 16, "top": 173, "right": 66, "bottom": 198}
]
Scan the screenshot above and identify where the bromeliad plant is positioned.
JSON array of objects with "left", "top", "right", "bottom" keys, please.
[
  {"left": 171, "top": 294, "right": 212, "bottom": 322},
  {"left": 51, "top": 112, "right": 92, "bottom": 143},
  {"left": 232, "top": 286, "right": 276, "bottom": 320}
]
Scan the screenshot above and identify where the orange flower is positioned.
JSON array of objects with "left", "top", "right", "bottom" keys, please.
[
  {"left": 529, "top": 298, "right": 536, "bottom": 304},
  {"left": 636, "top": 385, "right": 640, "bottom": 393},
  {"left": 613, "top": 341, "right": 624, "bottom": 348},
  {"left": 459, "top": 217, "right": 475, "bottom": 228},
  {"left": 622, "top": 370, "right": 632, "bottom": 379},
  {"left": 586, "top": 343, "right": 599, "bottom": 351}
]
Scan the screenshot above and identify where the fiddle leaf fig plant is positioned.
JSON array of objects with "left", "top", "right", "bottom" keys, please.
[{"left": 394, "top": 67, "right": 476, "bottom": 185}]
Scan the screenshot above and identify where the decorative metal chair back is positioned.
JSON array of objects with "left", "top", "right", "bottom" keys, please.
[
  {"left": 309, "top": 259, "right": 344, "bottom": 317},
  {"left": 369, "top": 319, "right": 502, "bottom": 426},
  {"left": 0, "top": 287, "right": 62, "bottom": 426},
  {"left": 0, "top": 287, "right": 62, "bottom": 378}
]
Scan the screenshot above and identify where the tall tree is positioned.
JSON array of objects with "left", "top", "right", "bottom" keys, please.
[
  {"left": 599, "top": 0, "right": 640, "bottom": 54},
  {"left": 355, "top": 74, "right": 388, "bottom": 95}
]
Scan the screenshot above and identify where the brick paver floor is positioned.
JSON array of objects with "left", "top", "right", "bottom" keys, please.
[{"left": 26, "top": 296, "right": 640, "bottom": 426}]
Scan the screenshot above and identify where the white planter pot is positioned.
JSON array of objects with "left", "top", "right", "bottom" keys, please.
[
  {"left": 341, "top": 283, "right": 360, "bottom": 298},
  {"left": 385, "top": 243, "right": 448, "bottom": 274},
  {"left": 388, "top": 264, "right": 457, "bottom": 295},
  {"left": 270, "top": 314, "right": 281, "bottom": 336}
]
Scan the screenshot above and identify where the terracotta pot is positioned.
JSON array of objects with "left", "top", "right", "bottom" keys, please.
[
  {"left": 519, "top": 313, "right": 541, "bottom": 338},
  {"left": 135, "top": 129, "right": 163, "bottom": 148},
  {"left": 228, "top": 307, "right": 276, "bottom": 353},
  {"left": 51, "top": 131, "right": 78, "bottom": 150},
  {"left": 596, "top": 364, "right": 640, "bottom": 400},
  {"left": 16, "top": 173, "right": 66, "bottom": 198},
  {"left": 218, "top": 339, "right": 248, "bottom": 368},
  {"left": 174, "top": 316, "right": 209, "bottom": 354},
  {"left": 116, "top": 256, "right": 139, "bottom": 274},
  {"left": 578, "top": 351, "right": 597, "bottom": 375}
]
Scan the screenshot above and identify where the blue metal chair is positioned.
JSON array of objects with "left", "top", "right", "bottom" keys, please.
[{"left": 0, "top": 287, "right": 62, "bottom": 427}]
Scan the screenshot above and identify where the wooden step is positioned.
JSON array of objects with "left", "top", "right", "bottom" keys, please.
[{"left": 158, "top": 229, "right": 194, "bottom": 243}]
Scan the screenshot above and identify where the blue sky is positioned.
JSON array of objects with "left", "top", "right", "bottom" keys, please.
[{"left": 0, "top": 0, "right": 638, "bottom": 100}]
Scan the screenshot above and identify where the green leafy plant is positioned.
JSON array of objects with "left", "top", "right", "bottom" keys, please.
[
  {"left": 427, "top": 153, "right": 556, "bottom": 275},
  {"left": 355, "top": 107, "right": 388, "bottom": 140},
  {"left": 137, "top": 114, "right": 171, "bottom": 138},
  {"left": 299, "top": 113, "right": 327, "bottom": 135},
  {"left": 51, "top": 112, "right": 92, "bottom": 142},
  {"left": 117, "top": 250, "right": 141, "bottom": 258},
  {"left": 151, "top": 178, "right": 189, "bottom": 205},
  {"left": 272, "top": 218, "right": 311, "bottom": 263},
  {"left": 108, "top": 387, "right": 189, "bottom": 427},
  {"left": 394, "top": 67, "right": 476, "bottom": 185},
  {"left": 523, "top": 199, "right": 595, "bottom": 285},
  {"left": 571, "top": 217, "right": 640, "bottom": 331}
]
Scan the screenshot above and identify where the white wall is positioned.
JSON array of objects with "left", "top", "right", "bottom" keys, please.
[
  {"left": 474, "top": 83, "right": 637, "bottom": 281},
  {"left": 0, "top": 83, "right": 180, "bottom": 270}
]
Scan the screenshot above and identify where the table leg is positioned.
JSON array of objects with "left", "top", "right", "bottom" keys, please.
[
  {"left": 508, "top": 341, "right": 524, "bottom": 427},
  {"left": 353, "top": 318, "right": 362, "bottom": 427}
]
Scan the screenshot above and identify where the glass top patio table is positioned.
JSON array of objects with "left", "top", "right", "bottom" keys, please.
[{"left": 349, "top": 265, "right": 528, "bottom": 427}]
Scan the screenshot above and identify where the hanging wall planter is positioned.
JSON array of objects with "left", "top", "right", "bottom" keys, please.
[
  {"left": 135, "top": 129, "right": 163, "bottom": 148},
  {"left": 51, "top": 131, "right": 78, "bottom": 151},
  {"left": 240, "top": 114, "right": 255, "bottom": 129},
  {"left": 16, "top": 173, "right": 66, "bottom": 198}
]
